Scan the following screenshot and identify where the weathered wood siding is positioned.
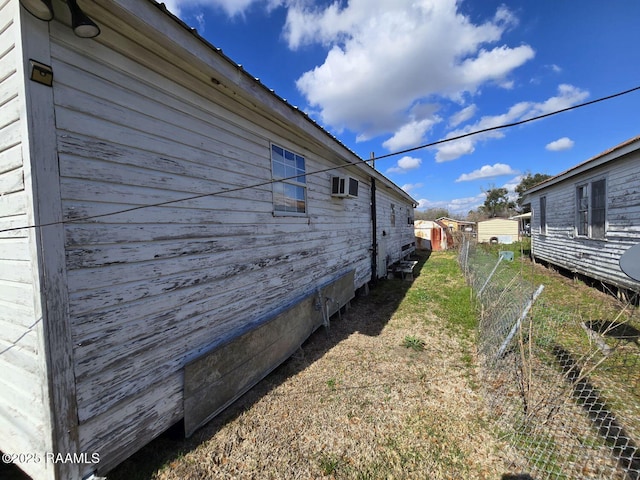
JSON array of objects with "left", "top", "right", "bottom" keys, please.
[
  {"left": 529, "top": 152, "right": 640, "bottom": 291},
  {"left": 477, "top": 218, "right": 519, "bottom": 243},
  {"left": 44, "top": 4, "right": 407, "bottom": 474},
  {"left": 375, "top": 188, "right": 415, "bottom": 275},
  {"left": 0, "top": 3, "right": 54, "bottom": 480}
]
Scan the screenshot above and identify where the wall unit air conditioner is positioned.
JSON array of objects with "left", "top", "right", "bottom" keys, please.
[{"left": 331, "top": 176, "right": 359, "bottom": 198}]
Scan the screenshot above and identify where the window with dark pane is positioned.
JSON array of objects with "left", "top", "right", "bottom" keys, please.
[
  {"left": 576, "top": 184, "right": 588, "bottom": 236},
  {"left": 591, "top": 179, "right": 606, "bottom": 239},
  {"left": 539, "top": 196, "right": 547, "bottom": 235}
]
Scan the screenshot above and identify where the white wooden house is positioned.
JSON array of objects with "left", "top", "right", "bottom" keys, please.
[
  {"left": 524, "top": 135, "right": 640, "bottom": 292},
  {"left": 0, "top": 1, "right": 416, "bottom": 479}
]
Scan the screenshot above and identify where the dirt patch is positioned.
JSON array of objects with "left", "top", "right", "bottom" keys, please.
[{"left": 110, "top": 252, "right": 516, "bottom": 479}]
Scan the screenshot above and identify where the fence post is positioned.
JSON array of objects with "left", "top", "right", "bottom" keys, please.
[
  {"left": 496, "top": 284, "right": 545, "bottom": 359},
  {"left": 478, "top": 255, "right": 502, "bottom": 298}
]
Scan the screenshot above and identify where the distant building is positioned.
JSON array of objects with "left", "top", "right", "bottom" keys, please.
[
  {"left": 436, "top": 216, "right": 476, "bottom": 233},
  {"left": 476, "top": 218, "right": 520, "bottom": 244},
  {"left": 414, "top": 220, "right": 453, "bottom": 251}
]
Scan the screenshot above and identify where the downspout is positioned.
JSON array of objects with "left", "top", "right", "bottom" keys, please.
[{"left": 370, "top": 176, "right": 378, "bottom": 284}]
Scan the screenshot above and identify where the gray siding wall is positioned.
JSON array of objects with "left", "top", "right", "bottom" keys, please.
[
  {"left": 0, "top": 3, "right": 54, "bottom": 480},
  {"left": 46, "top": 9, "right": 410, "bottom": 472},
  {"left": 375, "top": 189, "right": 415, "bottom": 275},
  {"left": 530, "top": 151, "right": 640, "bottom": 291}
]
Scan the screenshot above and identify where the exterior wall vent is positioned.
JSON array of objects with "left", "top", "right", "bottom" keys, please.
[{"left": 331, "top": 176, "right": 359, "bottom": 198}]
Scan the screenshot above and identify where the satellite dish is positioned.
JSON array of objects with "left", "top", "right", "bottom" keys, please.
[{"left": 619, "top": 243, "right": 640, "bottom": 281}]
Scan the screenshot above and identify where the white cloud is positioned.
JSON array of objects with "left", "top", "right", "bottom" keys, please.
[
  {"left": 415, "top": 193, "right": 486, "bottom": 215},
  {"left": 449, "top": 105, "right": 478, "bottom": 128},
  {"left": 163, "top": 0, "right": 260, "bottom": 17},
  {"left": 456, "top": 163, "right": 519, "bottom": 182},
  {"left": 290, "top": 0, "right": 534, "bottom": 142},
  {"left": 435, "top": 138, "right": 476, "bottom": 162},
  {"left": 382, "top": 118, "right": 440, "bottom": 151},
  {"left": 546, "top": 136, "right": 575, "bottom": 151},
  {"left": 435, "top": 84, "right": 589, "bottom": 161},
  {"left": 386, "top": 156, "right": 422, "bottom": 174},
  {"left": 502, "top": 174, "right": 524, "bottom": 192},
  {"left": 402, "top": 183, "right": 423, "bottom": 193},
  {"left": 163, "top": 0, "right": 286, "bottom": 18}
]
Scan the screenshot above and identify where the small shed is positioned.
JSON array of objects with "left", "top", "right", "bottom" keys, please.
[
  {"left": 414, "top": 220, "right": 452, "bottom": 251},
  {"left": 476, "top": 218, "right": 519, "bottom": 244},
  {"left": 0, "top": 1, "right": 417, "bottom": 479},
  {"left": 523, "top": 134, "right": 640, "bottom": 292}
]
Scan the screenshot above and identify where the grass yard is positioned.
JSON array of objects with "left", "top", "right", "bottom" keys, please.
[{"left": 107, "top": 250, "right": 518, "bottom": 480}]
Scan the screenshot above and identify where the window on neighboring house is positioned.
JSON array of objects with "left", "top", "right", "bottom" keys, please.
[
  {"left": 271, "top": 144, "right": 306, "bottom": 215},
  {"left": 591, "top": 179, "right": 606, "bottom": 239},
  {"left": 539, "top": 196, "right": 547, "bottom": 235},
  {"left": 390, "top": 204, "right": 396, "bottom": 227},
  {"left": 576, "top": 179, "right": 606, "bottom": 239}
]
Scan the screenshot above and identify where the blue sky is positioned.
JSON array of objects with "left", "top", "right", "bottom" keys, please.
[{"left": 162, "top": 0, "right": 640, "bottom": 216}]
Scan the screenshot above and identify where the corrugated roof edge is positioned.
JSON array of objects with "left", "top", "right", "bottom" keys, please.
[
  {"left": 147, "top": 1, "right": 417, "bottom": 206},
  {"left": 524, "top": 134, "right": 640, "bottom": 196}
]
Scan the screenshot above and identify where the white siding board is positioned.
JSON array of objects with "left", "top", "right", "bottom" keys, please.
[
  {"left": 0, "top": 69, "right": 18, "bottom": 107},
  {"left": 0, "top": 189, "right": 25, "bottom": 218},
  {"left": 59, "top": 173, "right": 271, "bottom": 209},
  {"left": 0, "top": 397, "right": 48, "bottom": 460},
  {"left": 57, "top": 142, "right": 271, "bottom": 198},
  {"left": 0, "top": 163, "right": 22, "bottom": 192},
  {"left": 64, "top": 221, "right": 306, "bottom": 246},
  {"left": 0, "top": 236, "right": 30, "bottom": 259},
  {"left": 0, "top": 142, "right": 22, "bottom": 174},
  {"left": 0, "top": 315, "right": 37, "bottom": 352},
  {"left": 0, "top": 115, "right": 19, "bottom": 151},
  {"left": 79, "top": 375, "right": 183, "bottom": 474},
  {"left": 0, "top": 278, "right": 34, "bottom": 308}
]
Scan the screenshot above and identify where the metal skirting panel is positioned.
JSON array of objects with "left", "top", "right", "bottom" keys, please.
[{"left": 183, "top": 270, "right": 355, "bottom": 437}]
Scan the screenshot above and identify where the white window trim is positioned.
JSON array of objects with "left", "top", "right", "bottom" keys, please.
[
  {"left": 574, "top": 176, "right": 607, "bottom": 239},
  {"left": 270, "top": 143, "right": 308, "bottom": 217}
]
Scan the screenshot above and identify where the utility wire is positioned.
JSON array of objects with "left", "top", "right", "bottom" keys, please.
[
  {"left": 1, "top": 84, "right": 639, "bottom": 234},
  {"left": 372, "top": 84, "right": 640, "bottom": 161}
]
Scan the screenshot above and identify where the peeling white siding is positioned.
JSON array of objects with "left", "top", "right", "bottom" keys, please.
[{"left": 529, "top": 149, "right": 640, "bottom": 291}]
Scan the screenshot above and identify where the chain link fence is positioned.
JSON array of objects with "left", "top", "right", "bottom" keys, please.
[{"left": 459, "top": 236, "right": 640, "bottom": 479}]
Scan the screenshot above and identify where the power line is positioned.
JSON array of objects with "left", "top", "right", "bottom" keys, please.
[
  {"left": 372, "top": 84, "right": 640, "bottom": 161},
  {"left": 1, "top": 84, "right": 639, "bottom": 234}
]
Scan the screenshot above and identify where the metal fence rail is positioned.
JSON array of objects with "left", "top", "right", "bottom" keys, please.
[{"left": 459, "top": 237, "right": 640, "bottom": 479}]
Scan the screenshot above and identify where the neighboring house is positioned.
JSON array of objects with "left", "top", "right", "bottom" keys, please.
[
  {"left": 414, "top": 220, "right": 452, "bottom": 251},
  {"left": 523, "top": 134, "right": 640, "bottom": 292},
  {"left": 0, "top": 1, "right": 416, "bottom": 479},
  {"left": 476, "top": 218, "right": 519, "bottom": 244},
  {"left": 510, "top": 211, "right": 532, "bottom": 237}
]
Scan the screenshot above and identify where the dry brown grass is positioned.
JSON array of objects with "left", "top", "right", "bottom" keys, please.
[{"left": 108, "top": 251, "right": 517, "bottom": 479}]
